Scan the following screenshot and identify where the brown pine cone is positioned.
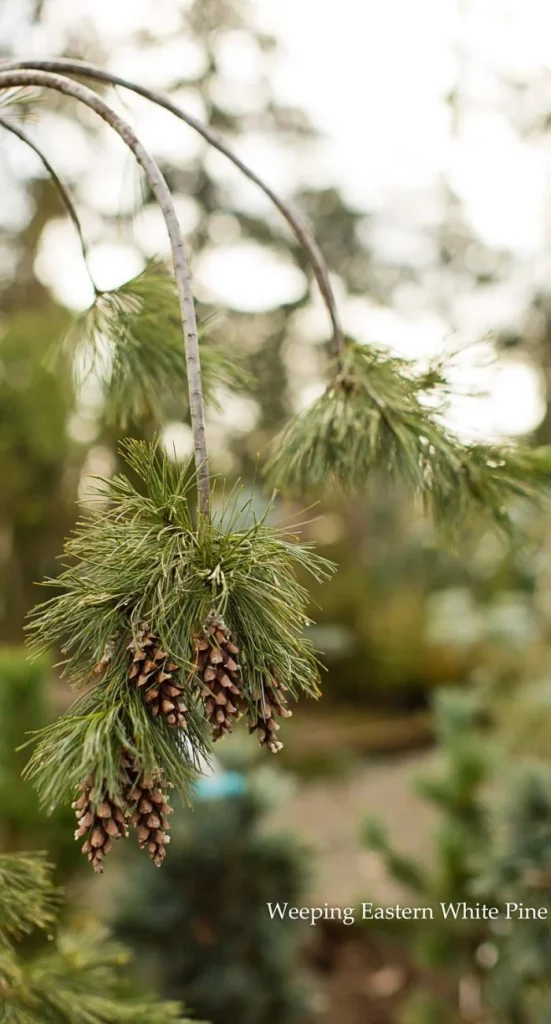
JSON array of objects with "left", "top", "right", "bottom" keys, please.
[
  {"left": 128, "top": 623, "right": 188, "bottom": 728},
  {"left": 72, "top": 774, "right": 128, "bottom": 873},
  {"left": 122, "top": 756, "right": 173, "bottom": 867},
  {"left": 196, "top": 613, "right": 242, "bottom": 741},
  {"left": 248, "top": 678, "right": 293, "bottom": 754}
]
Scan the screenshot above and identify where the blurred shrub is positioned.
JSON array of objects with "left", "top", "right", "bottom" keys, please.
[
  {"left": 0, "top": 646, "right": 82, "bottom": 877},
  {"left": 114, "top": 781, "right": 310, "bottom": 1024},
  {"left": 363, "top": 690, "right": 551, "bottom": 1022},
  {"left": 0, "top": 307, "right": 79, "bottom": 639}
]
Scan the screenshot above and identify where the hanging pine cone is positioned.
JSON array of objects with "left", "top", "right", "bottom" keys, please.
[
  {"left": 122, "top": 755, "right": 173, "bottom": 867},
  {"left": 128, "top": 623, "right": 188, "bottom": 728},
  {"left": 196, "top": 613, "right": 243, "bottom": 740},
  {"left": 72, "top": 774, "right": 129, "bottom": 873},
  {"left": 248, "top": 678, "right": 293, "bottom": 754}
]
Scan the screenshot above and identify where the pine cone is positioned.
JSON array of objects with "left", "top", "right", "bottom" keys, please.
[
  {"left": 248, "top": 678, "right": 293, "bottom": 754},
  {"left": 72, "top": 774, "right": 128, "bottom": 873},
  {"left": 196, "top": 613, "right": 243, "bottom": 741},
  {"left": 122, "top": 755, "right": 173, "bottom": 867},
  {"left": 128, "top": 623, "right": 188, "bottom": 728}
]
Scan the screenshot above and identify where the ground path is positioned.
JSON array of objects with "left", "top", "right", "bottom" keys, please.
[{"left": 271, "top": 749, "right": 438, "bottom": 906}]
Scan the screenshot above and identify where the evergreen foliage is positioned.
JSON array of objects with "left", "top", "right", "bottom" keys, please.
[
  {"left": 482, "top": 765, "right": 551, "bottom": 1022},
  {"left": 0, "top": 853, "right": 58, "bottom": 944},
  {"left": 54, "top": 260, "right": 247, "bottom": 428},
  {"left": 25, "top": 439, "right": 334, "bottom": 837},
  {"left": 363, "top": 691, "right": 551, "bottom": 1022},
  {"left": 114, "top": 783, "right": 308, "bottom": 1024},
  {"left": 266, "top": 341, "right": 551, "bottom": 534},
  {"left": 0, "top": 851, "right": 192, "bottom": 1022},
  {"left": 0, "top": 84, "right": 38, "bottom": 119}
]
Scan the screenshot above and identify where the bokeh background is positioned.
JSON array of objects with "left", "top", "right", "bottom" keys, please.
[{"left": 3, "top": 1, "right": 551, "bottom": 1021}]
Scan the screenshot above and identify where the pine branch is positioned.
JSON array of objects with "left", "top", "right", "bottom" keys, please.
[
  {"left": 0, "top": 853, "right": 59, "bottom": 945},
  {"left": 53, "top": 259, "right": 247, "bottom": 427},
  {"left": 27, "top": 439, "right": 332, "bottom": 694},
  {"left": 0, "top": 115, "right": 97, "bottom": 292},
  {"left": 17, "top": 928, "right": 189, "bottom": 1023},
  {"left": 24, "top": 440, "right": 334, "bottom": 859},
  {"left": 0, "top": 67, "right": 211, "bottom": 516},
  {"left": 22, "top": 682, "right": 203, "bottom": 815},
  {"left": 0, "top": 863, "right": 192, "bottom": 1022},
  {"left": 265, "top": 340, "right": 551, "bottom": 536},
  {"left": 0, "top": 57, "right": 345, "bottom": 364}
]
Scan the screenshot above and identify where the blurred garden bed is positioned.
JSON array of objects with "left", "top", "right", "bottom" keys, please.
[{"left": 281, "top": 707, "right": 435, "bottom": 778}]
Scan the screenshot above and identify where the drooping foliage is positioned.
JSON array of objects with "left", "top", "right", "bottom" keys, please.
[{"left": 266, "top": 341, "right": 551, "bottom": 535}]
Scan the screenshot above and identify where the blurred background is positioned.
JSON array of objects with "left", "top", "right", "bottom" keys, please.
[{"left": 3, "top": 0, "right": 551, "bottom": 1021}]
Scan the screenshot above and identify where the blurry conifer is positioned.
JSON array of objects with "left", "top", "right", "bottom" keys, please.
[
  {"left": 114, "top": 782, "right": 309, "bottom": 1024},
  {"left": 0, "top": 850, "right": 193, "bottom": 1022}
]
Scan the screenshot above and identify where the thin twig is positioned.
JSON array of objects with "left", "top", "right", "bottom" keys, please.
[
  {"left": 0, "top": 57, "right": 345, "bottom": 365},
  {"left": 0, "top": 68, "right": 211, "bottom": 516},
  {"left": 0, "top": 114, "right": 98, "bottom": 293}
]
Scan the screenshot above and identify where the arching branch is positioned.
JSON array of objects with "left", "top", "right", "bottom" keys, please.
[
  {"left": 0, "top": 114, "right": 97, "bottom": 293},
  {"left": 0, "top": 68, "right": 210, "bottom": 516},
  {"left": 0, "top": 57, "right": 345, "bottom": 366}
]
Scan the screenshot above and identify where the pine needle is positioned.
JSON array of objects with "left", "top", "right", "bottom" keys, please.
[
  {"left": 265, "top": 341, "right": 551, "bottom": 535},
  {"left": 0, "top": 85, "right": 41, "bottom": 123},
  {"left": 53, "top": 259, "right": 247, "bottom": 427}
]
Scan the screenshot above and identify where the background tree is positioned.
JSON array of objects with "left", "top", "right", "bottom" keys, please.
[
  {"left": 114, "top": 775, "right": 310, "bottom": 1024},
  {"left": 0, "top": 647, "right": 81, "bottom": 876},
  {"left": 363, "top": 691, "right": 551, "bottom": 1023},
  {"left": 0, "top": 851, "right": 192, "bottom": 1022}
]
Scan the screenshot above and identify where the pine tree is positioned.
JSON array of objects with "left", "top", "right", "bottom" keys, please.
[
  {"left": 481, "top": 764, "right": 551, "bottom": 1023},
  {"left": 113, "top": 782, "right": 309, "bottom": 1024},
  {"left": 363, "top": 691, "right": 492, "bottom": 1023},
  {"left": 0, "top": 851, "right": 192, "bottom": 1022},
  {"left": 0, "top": 58, "right": 548, "bottom": 873}
]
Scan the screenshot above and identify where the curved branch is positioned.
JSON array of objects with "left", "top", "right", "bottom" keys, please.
[
  {"left": 0, "top": 114, "right": 98, "bottom": 293},
  {"left": 0, "top": 68, "right": 210, "bottom": 515},
  {"left": 0, "top": 57, "right": 345, "bottom": 365}
]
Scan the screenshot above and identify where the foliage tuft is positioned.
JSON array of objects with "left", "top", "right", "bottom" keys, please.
[
  {"left": 53, "top": 258, "right": 247, "bottom": 427},
  {"left": 265, "top": 341, "right": 551, "bottom": 535}
]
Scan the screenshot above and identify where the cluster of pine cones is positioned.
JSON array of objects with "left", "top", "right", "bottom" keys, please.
[
  {"left": 194, "top": 613, "right": 293, "bottom": 752},
  {"left": 76, "top": 614, "right": 295, "bottom": 871},
  {"left": 127, "top": 614, "right": 293, "bottom": 753},
  {"left": 73, "top": 753, "right": 173, "bottom": 873}
]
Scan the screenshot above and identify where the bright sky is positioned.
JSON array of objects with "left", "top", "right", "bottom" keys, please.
[{"left": 2, "top": 0, "right": 551, "bottom": 441}]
